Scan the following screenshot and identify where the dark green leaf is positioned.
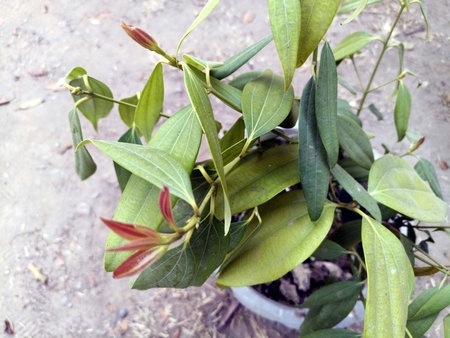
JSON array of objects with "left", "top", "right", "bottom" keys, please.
[
  {"left": 331, "top": 164, "right": 381, "bottom": 221},
  {"left": 414, "top": 157, "right": 443, "bottom": 199},
  {"left": 302, "top": 329, "right": 361, "bottom": 338},
  {"left": 329, "top": 220, "right": 361, "bottom": 249},
  {"left": 394, "top": 81, "right": 411, "bottom": 142},
  {"left": 338, "top": 99, "right": 361, "bottom": 126},
  {"left": 333, "top": 32, "right": 379, "bottom": 60},
  {"left": 228, "top": 221, "right": 249, "bottom": 252},
  {"left": 312, "top": 239, "right": 347, "bottom": 259},
  {"left": 228, "top": 72, "right": 262, "bottom": 90},
  {"left": 298, "top": 77, "right": 330, "bottom": 221},
  {"left": 338, "top": 76, "right": 358, "bottom": 95},
  {"left": 217, "top": 190, "right": 336, "bottom": 286},
  {"left": 68, "top": 108, "right": 97, "bottom": 180},
  {"left": 368, "top": 103, "right": 383, "bottom": 120},
  {"left": 211, "top": 35, "right": 273, "bottom": 80},
  {"left": 316, "top": 42, "right": 339, "bottom": 167},
  {"left": 399, "top": 235, "right": 415, "bottom": 267},
  {"left": 70, "top": 75, "right": 114, "bottom": 131},
  {"left": 337, "top": 115, "right": 374, "bottom": 170},
  {"left": 132, "top": 217, "right": 229, "bottom": 289},
  {"left": 220, "top": 118, "right": 245, "bottom": 152},
  {"left": 362, "top": 216, "right": 415, "bottom": 337},
  {"left": 301, "top": 280, "right": 361, "bottom": 308},
  {"left": 134, "top": 63, "right": 164, "bottom": 142},
  {"left": 338, "top": 158, "right": 369, "bottom": 182},
  {"left": 113, "top": 128, "right": 142, "bottom": 192},
  {"left": 215, "top": 144, "right": 300, "bottom": 219},
  {"left": 297, "top": 0, "right": 341, "bottom": 67},
  {"left": 183, "top": 64, "right": 232, "bottom": 233},
  {"left": 118, "top": 94, "right": 138, "bottom": 127},
  {"left": 279, "top": 98, "right": 300, "bottom": 128},
  {"left": 269, "top": 0, "right": 301, "bottom": 89},
  {"left": 241, "top": 69, "right": 294, "bottom": 142}
]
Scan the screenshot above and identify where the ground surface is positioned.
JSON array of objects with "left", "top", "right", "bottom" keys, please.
[{"left": 0, "top": 0, "right": 449, "bottom": 337}]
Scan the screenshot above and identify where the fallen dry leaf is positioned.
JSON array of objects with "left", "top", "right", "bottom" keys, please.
[
  {"left": 27, "top": 263, "right": 48, "bottom": 284},
  {"left": 18, "top": 98, "right": 44, "bottom": 110},
  {"left": 4, "top": 319, "right": 14, "bottom": 335},
  {"left": 438, "top": 160, "right": 449, "bottom": 170},
  {"left": 242, "top": 11, "right": 255, "bottom": 24}
]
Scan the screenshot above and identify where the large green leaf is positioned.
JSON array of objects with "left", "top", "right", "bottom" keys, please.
[
  {"left": 268, "top": 0, "right": 301, "bottom": 89},
  {"left": 211, "top": 35, "right": 273, "bottom": 80},
  {"left": 414, "top": 157, "right": 443, "bottom": 199},
  {"left": 79, "top": 140, "right": 196, "bottom": 206},
  {"left": 362, "top": 216, "right": 415, "bottom": 338},
  {"left": 113, "top": 127, "right": 142, "bottom": 192},
  {"left": 241, "top": 69, "right": 294, "bottom": 143},
  {"left": 118, "top": 94, "right": 138, "bottom": 127},
  {"left": 176, "top": 0, "right": 220, "bottom": 55},
  {"left": 215, "top": 144, "right": 300, "bottom": 219},
  {"left": 183, "top": 64, "right": 232, "bottom": 233},
  {"left": 368, "top": 155, "right": 447, "bottom": 223},
  {"left": 316, "top": 42, "right": 339, "bottom": 167},
  {"left": 105, "top": 106, "right": 202, "bottom": 271},
  {"left": 300, "top": 280, "right": 361, "bottom": 335},
  {"left": 132, "top": 217, "right": 229, "bottom": 289},
  {"left": 298, "top": 77, "right": 330, "bottom": 221},
  {"left": 337, "top": 115, "right": 374, "bottom": 170},
  {"left": 303, "top": 329, "right": 361, "bottom": 338},
  {"left": 331, "top": 164, "right": 381, "bottom": 221},
  {"left": 217, "top": 190, "right": 336, "bottom": 286},
  {"left": 333, "top": 32, "right": 380, "bottom": 61},
  {"left": 134, "top": 63, "right": 164, "bottom": 142},
  {"left": 394, "top": 81, "right": 411, "bottom": 141},
  {"left": 68, "top": 108, "right": 97, "bottom": 180},
  {"left": 69, "top": 75, "right": 114, "bottom": 131},
  {"left": 297, "top": 0, "right": 341, "bottom": 67}
]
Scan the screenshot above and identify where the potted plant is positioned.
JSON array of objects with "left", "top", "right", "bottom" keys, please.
[{"left": 62, "top": 0, "right": 450, "bottom": 336}]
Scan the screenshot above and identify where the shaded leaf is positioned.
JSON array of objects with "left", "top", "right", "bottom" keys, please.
[
  {"left": 332, "top": 164, "right": 381, "bottom": 221},
  {"left": 68, "top": 108, "right": 97, "bottom": 180},
  {"left": 329, "top": 219, "right": 362, "bottom": 249},
  {"left": 338, "top": 99, "right": 361, "bottom": 126},
  {"left": 298, "top": 77, "right": 330, "bottom": 221},
  {"left": 316, "top": 42, "right": 339, "bottom": 167},
  {"left": 362, "top": 216, "right": 415, "bottom": 337},
  {"left": 368, "top": 103, "right": 383, "bottom": 120},
  {"left": 338, "top": 76, "right": 358, "bottom": 95},
  {"left": 297, "top": 0, "right": 341, "bottom": 67},
  {"left": 414, "top": 157, "right": 443, "bottom": 199},
  {"left": 333, "top": 32, "right": 379, "bottom": 60},
  {"left": 312, "top": 239, "right": 347, "bottom": 259},
  {"left": 269, "top": 0, "right": 301, "bottom": 89},
  {"left": 279, "top": 97, "right": 300, "bottom": 128},
  {"left": 338, "top": 158, "right": 369, "bottom": 182},
  {"left": 368, "top": 155, "right": 447, "bottom": 223},
  {"left": 217, "top": 190, "right": 336, "bottom": 286},
  {"left": 211, "top": 35, "right": 273, "bottom": 80},
  {"left": 228, "top": 71, "right": 262, "bottom": 90},
  {"left": 394, "top": 81, "right": 411, "bottom": 142},
  {"left": 303, "top": 328, "right": 361, "bottom": 338},
  {"left": 134, "top": 63, "right": 164, "bottom": 142},
  {"left": 118, "top": 94, "right": 138, "bottom": 127},
  {"left": 220, "top": 118, "right": 245, "bottom": 152}
]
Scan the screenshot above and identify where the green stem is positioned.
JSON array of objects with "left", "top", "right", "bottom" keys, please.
[
  {"left": 414, "top": 225, "right": 450, "bottom": 229},
  {"left": 356, "top": 5, "right": 405, "bottom": 116},
  {"left": 413, "top": 243, "right": 449, "bottom": 271},
  {"left": 351, "top": 56, "right": 364, "bottom": 90},
  {"left": 368, "top": 77, "right": 401, "bottom": 93},
  {"left": 311, "top": 47, "right": 319, "bottom": 78}
]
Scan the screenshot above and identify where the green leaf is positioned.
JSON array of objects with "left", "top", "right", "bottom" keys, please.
[
  {"left": 333, "top": 32, "right": 379, "bottom": 61},
  {"left": 134, "top": 63, "right": 164, "bottom": 142},
  {"left": 215, "top": 144, "right": 300, "bottom": 219},
  {"left": 68, "top": 108, "right": 97, "bottom": 180},
  {"left": 338, "top": 76, "right": 358, "bottom": 95},
  {"left": 298, "top": 77, "right": 330, "bottom": 221},
  {"left": 368, "top": 103, "right": 383, "bottom": 120},
  {"left": 338, "top": 0, "right": 383, "bottom": 14},
  {"left": 228, "top": 72, "right": 262, "bottom": 90},
  {"left": 297, "top": 0, "right": 341, "bottom": 67},
  {"left": 183, "top": 64, "right": 232, "bottom": 234},
  {"left": 418, "top": 0, "right": 429, "bottom": 36},
  {"left": 241, "top": 69, "right": 294, "bottom": 142},
  {"left": 329, "top": 219, "right": 361, "bottom": 249},
  {"left": 361, "top": 216, "right": 415, "bottom": 338},
  {"left": 394, "top": 81, "right": 412, "bottom": 142},
  {"left": 279, "top": 98, "right": 300, "bottom": 128},
  {"left": 342, "top": 0, "right": 369, "bottom": 24},
  {"left": 444, "top": 313, "right": 450, "bottom": 338},
  {"left": 405, "top": 130, "right": 422, "bottom": 144},
  {"left": 63, "top": 66, "right": 87, "bottom": 82},
  {"left": 113, "top": 127, "right": 142, "bottom": 192},
  {"left": 69, "top": 75, "right": 114, "bottom": 131},
  {"left": 211, "top": 35, "right": 273, "bottom": 80},
  {"left": 338, "top": 158, "right": 369, "bottom": 182},
  {"left": 182, "top": 54, "right": 223, "bottom": 71},
  {"left": 316, "top": 42, "right": 339, "bottom": 167},
  {"left": 217, "top": 190, "right": 336, "bottom": 287},
  {"left": 302, "top": 328, "right": 361, "bottom": 338},
  {"left": 105, "top": 106, "right": 202, "bottom": 271},
  {"left": 300, "top": 280, "right": 361, "bottom": 335},
  {"left": 269, "top": 0, "right": 301, "bottom": 89},
  {"left": 220, "top": 118, "right": 245, "bottom": 152},
  {"left": 338, "top": 99, "right": 361, "bottom": 126},
  {"left": 368, "top": 155, "right": 448, "bottom": 223},
  {"left": 312, "top": 239, "right": 347, "bottom": 259},
  {"left": 331, "top": 164, "right": 381, "bottom": 221},
  {"left": 176, "top": 0, "right": 220, "bottom": 55},
  {"left": 132, "top": 217, "right": 229, "bottom": 289},
  {"left": 337, "top": 114, "right": 374, "bottom": 170},
  {"left": 118, "top": 94, "right": 138, "bottom": 127},
  {"left": 80, "top": 140, "right": 196, "bottom": 206},
  {"left": 414, "top": 157, "right": 443, "bottom": 199}
]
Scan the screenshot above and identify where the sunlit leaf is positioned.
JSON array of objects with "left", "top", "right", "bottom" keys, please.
[
  {"left": 333, "top": 32, "right": 379, "bottom": 61},
  {"left": 269, "top": 0, "right": 301, "bottom": 89},
  {"left": 183, "top": 54, "right": 223, "bottom": 71},
  {"left": 394, "top": 81, "right": 411, "bottom": 142},
  {"left": 134, "top": 63, "right": 164, "bottom": 142},
  {"left": 342, "top": 0, "right": 369, "bottom": 24},
  {"left": 362, "top": 216, "right": 415, "bottom": 337},
  {"left": 368, "top": 155, "right": 447, "bottom": 223},
  {"left": 414, "top": 157, "right": 443, "bottom": 199},
  {"left": 118, "top": 94, "right": 138, "bottom": 127},
  {"left": 338, "top": 0, "right": 383, "bottom": 14}
]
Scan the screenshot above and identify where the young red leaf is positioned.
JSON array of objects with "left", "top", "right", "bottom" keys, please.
[
  {"left": 159, "top": 186, "right": 177, "bottom": 230},
  {"left": 101, "top": 218, "right": 159, "bottom": 240},
  {"left": 113, "top": 246, "right": 168, "bottom": 278}
]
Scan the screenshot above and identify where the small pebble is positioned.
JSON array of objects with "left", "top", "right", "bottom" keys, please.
[
  {"left": 76, "top": 202, "right": 91, "bottom": 215},
  {"left": 117, "top": 308, "right": 128, "bottom": 318},
  {"left": 62, "top": 296, "right": 73, "bottom": 308}
]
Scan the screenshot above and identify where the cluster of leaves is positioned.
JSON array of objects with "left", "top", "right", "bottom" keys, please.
[{"left": 63, "top": 0, "right": 449, "bottom": 336}]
